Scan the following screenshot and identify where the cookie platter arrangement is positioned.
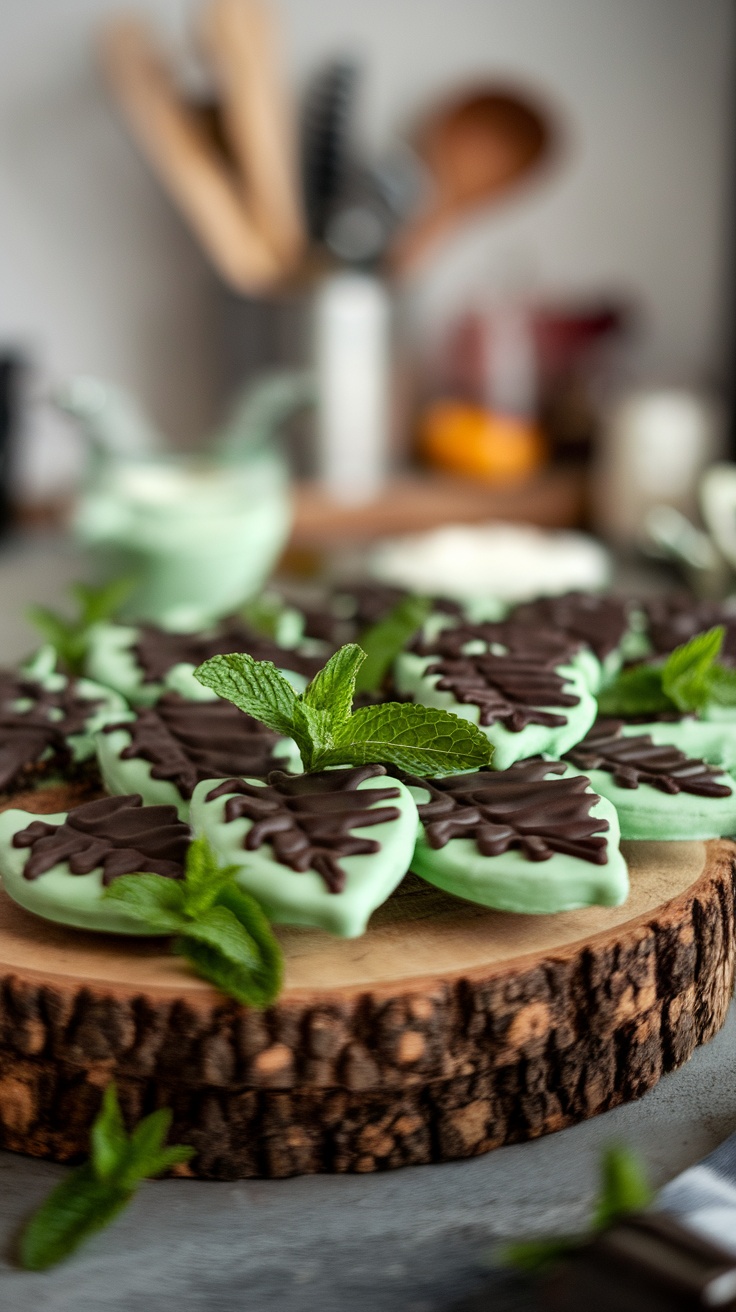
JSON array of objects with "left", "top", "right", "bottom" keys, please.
[{"left": 0, "top": 580, "right": 735, "bottom": 1179}]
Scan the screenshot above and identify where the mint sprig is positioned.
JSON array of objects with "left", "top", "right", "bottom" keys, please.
[
  {"left": 504, "top": 1144, "right": 652, "bottom": 1273},
  {"left": 354, "top": 595, "right": 432, "bottom": 695},
  {"left": 18, "top": 1083, "right": 193, "bottom": 1270},
  {"left": 104, "top": 836, "right": 283, "bottom": 1006},
  {"left": 599, "top": 625, "right": 736, "bottom": 717},
  {"left": 194, "top": 643, "right": 494, "bottom": 775},
  {"left": 27, "top": 577, "right": 134, "bottom": 675}
]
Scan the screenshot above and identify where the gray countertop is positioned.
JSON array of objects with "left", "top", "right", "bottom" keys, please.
[{"left": 0, "top": 532, "right": 733, "bottom": 1311}]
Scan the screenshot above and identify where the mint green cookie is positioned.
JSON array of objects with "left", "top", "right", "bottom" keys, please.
[
  {"left": 394, "top": 651, "right": 597, "bottom": 770},
  {"left": 190, "top": 769, "right": 418, "bottom": 937},
  {"left": 405, "top": 763, "right": 628, "bottom": 914}
]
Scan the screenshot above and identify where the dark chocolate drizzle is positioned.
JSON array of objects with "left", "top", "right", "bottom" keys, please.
[
  {"left": 133, "top": 621, "right": 323, "bottom": 686},
  {"left": 0, "top": 671, "right": 103, "bottom": 792},
  {"left": 205, "top": 765, "right": 401, "bottom": 893},
  {"left": 644, "top": 596, "right": 736, "bottom": 665},
  {"left": 398, "top": 759, "right": 609, "bottom": 864},
  {"left": 510, "top": 592, "right": 632, "bottom": 661},
  {"left": 103, "top": 692, "right": 286, "bottom": 799},
  {"left": 565, "top": 719, "right": 732, "bottom": 797},
  {"left": 13, "top": 794, "right": 190, "bottom": 884},
  {"left": 413, "top": 623, "right": 582, "bottom": 731}
]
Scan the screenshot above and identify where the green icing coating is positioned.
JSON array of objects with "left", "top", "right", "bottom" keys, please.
[
  {"left": 408, "top": 783, "right": 628, "bottom": 914},
  {"left": 566, "top": 759, "right": 736, "bottom": 841},
  {"left": 620, "top": 719, "right": 736, "bottom": 780},
  {"left": 394, "top": 651, "right": 597, "bottom": 770},
  {"left": 0, "top": 808, "right": 165, "bottom": 935},
  {"left": 190, "top": 773, "right": 419, "bottom": 938},
  {"left": 96, "top": 725, "right": 302, "bottom": 820},
  {"left": 84, "top": 621, "right": 308, "bottom": 706}
]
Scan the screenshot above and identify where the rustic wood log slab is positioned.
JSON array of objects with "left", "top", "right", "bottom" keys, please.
[{"left": 0, "top": 836, "right": 733, "bottom": 1178}]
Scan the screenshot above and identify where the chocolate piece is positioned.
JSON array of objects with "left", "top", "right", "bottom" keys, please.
[
  {"left": 400, "top": 760, "right": 609, "bottom": 864},
  {"left": 0, "top": 671, "right": 103, "bottom": 793},
  {"left": 510, "top": 591, "right": 632, "bottom": 661},
  {"left": 206, "top": 765, "right": 401, "bottom": 893},
  {"left": 300, "top": 581, "right": 462, "bottom": 646},
  {"left": 104, "top": 693, "right": 286, "bottom": 799},
  {"left": 412, "top": 621, "right": 584, "bottom": 731},
  {"left": 13, "top": 793, "right": 189, "bottom": 884},
  {"left": 134, "top": 621, "right": 323, "bottom": 686},
  {"left": 566, "top": 719, "right": 732, "bottom": 797},
  {"left": 644, "top": 596, "right": 736, "bottom": 664}
]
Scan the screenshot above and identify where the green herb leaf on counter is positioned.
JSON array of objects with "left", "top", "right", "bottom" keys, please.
[
  {"left": 104, "top": 836, "right": 283, "bottom": 1007},
  {"left": 354, "top": 595, "right": 433, "bottom": 695},
  {"left": 194, "top": 643, "right": 494, "bottom": 775},
  {"left": 27, "top": 577, "right": 134, "bottom": 676},
  {"left": 598, "top": 626, "right": 736, "bottom": 718},
  {"left": 18, "top": 1083, "right": 193, "bottom": 1270},
  {"left": 503, "top": 1145, "right": 653, "bottom": 1274}
]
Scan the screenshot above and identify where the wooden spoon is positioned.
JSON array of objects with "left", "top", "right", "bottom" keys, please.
[
  {"left": 99, "top": 16, "right": 283, "bottom": 293},
  {"left": 199, "top": 0, "right": 306, "bottom": 273},
  {"left": 389, "top": 87, "right": 553, "bottom": 278}
]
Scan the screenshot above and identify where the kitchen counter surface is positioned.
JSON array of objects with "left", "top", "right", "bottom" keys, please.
[{"left": 0, "top": 533, "right": 733, "bottom": 1311}]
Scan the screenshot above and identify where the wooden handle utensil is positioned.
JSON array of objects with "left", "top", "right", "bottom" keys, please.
[{"left": 99, "top": 15, "right": 283, "bottom": 292}]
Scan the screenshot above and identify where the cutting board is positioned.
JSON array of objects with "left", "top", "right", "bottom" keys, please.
[{"left": 0, "top": 835, "right": 733, "bottom": 1178}]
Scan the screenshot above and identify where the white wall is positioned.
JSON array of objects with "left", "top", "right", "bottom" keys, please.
[{"left": 0, "top": 0, "right": 733, "bottom": 498}]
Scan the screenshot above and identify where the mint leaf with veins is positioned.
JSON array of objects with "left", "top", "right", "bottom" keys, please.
[
  {"left": 195, "top": 643, "right": 493, "bottom": 774},
  {"left": 194, "top": 652, "right": 298, "bottom": 738},
  {"left": 323, "top": 702, "right": 494, "bottom": 775},
  {"left": 104, "top": 836, "right": 283, "bottom": 1007},
  {"left": 303, "top": 643, "right": 365, "bottom": 727},
  {"left": 18, "top": 1083, "right": 193, "bottom": 1270}
]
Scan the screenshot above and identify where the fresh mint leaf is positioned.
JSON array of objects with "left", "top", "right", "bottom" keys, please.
[
  {"left": 662, "top": 625, "right": 724, "bottom": 712},
  {"left": 176, "top": 893, "right": 283, "bottom": 1007},
  {"left": 90, "top": 1083, "right": 128, "bottom": 1184},
  {"left": 194, "top": 652, "right": 298, "bottom": 738},
  {"left": 596, "top": 665, "right": 672, "bottom": 717},
  {"left": 103, "top": 839, "right": 284, "bottom": 1007},
  {"left": 321, "top": 702, "right": 494, "bottom": 775},
  {"left": 71, "top": 578, "right": 135, "bottom": 627},
  {"left": 195, "top": 643, "right": 496, "bottom": 776},
  {"left": 27, "top": 578, "right": 134, "bottom": 676},
  {"left": 504, "top": 1144, "right": 651, "bottom": 1274},
  {"left": 104, "top": 873, "right": 186, "bottom": 934},
  {"left": 116, "top": 1108, "right": 176, "bottom": 1191},
  {"left": 502, "top": 1235, "right": 582, "bottom": 1273},
  {"left": 18, "top": 1083, "right": 193, "bottom": 1270},
  {"left": 354, "top": 596, "right": 432, "bottom": 695},
  {"left": 178, "top": 834, "right": 241, "bottom": 920},
  {"left": 592, "top": 1145, "right": 653, "bottom": 1230},
  {"left": 19, "top": 1163, "right": 133, "bottom": 1271},
  {"left": 303, "top": 643, "right": 365, "bottom": 729}
]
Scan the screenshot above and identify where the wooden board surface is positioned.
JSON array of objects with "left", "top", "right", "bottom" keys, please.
[{"left": 0, "top": 838, "right": 733, "bottom": 1178}]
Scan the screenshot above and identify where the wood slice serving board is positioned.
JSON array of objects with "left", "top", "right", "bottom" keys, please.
[{"left": 0, "top": 838, "right": 733, "bottom": 1179}]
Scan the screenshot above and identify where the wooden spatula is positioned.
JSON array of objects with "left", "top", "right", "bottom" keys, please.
[
  {"left": 199, "top": 0, "right": 306, "bottom": 272},
  {"left": 99, "top": 15, "right": 283, "bottom": 292}
]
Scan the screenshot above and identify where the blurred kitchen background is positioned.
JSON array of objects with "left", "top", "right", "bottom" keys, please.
[{"left": 0, "top": 0, "right": 735, "bottom": 609}]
